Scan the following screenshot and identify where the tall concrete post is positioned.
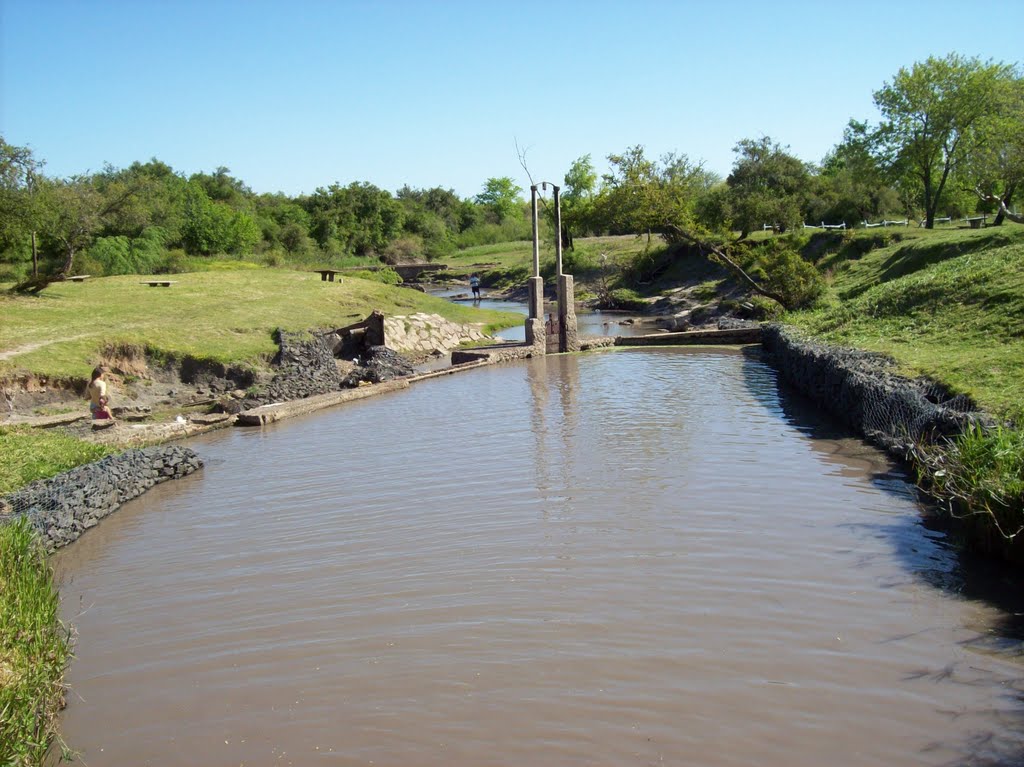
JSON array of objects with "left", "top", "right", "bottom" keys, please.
[
  {"left": 525, "top": 184, "right": 545, "bottom": 350},
  {"left": 553, "top": 185, "right": 579, "bottom": 352},
  {"left": 554, "top": 185, "right": 563, "bottom": 277}
]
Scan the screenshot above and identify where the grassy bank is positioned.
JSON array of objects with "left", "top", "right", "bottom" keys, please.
[
  {"left": 787, "top": 226, "right": 1024, "bottom": 420},
  {"left": 0, "top": 268, "right": 523, "bottom": 380},
  {"left": 0, "top": 429, "right": 117, "bottom": 495},
  {"left": 782, "top": 226, "right": 1024, "bottom": 553},
  {"left": 0, "top": 517, "right": 73, "bottom": 766}
]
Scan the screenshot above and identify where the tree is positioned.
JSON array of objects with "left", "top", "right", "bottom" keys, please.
[
  {"left": 591, "top": 146, "right": 714, "bottom": 243},
  {"left": 873, "top": 53, "right": 1013, "bottom": 228},
  {"left": 474, "top": 177, "right": 523, "bottom": 222},
  {"left": 304, "top": 182, "right": 405, "bottom": 256},
  {"left": 33, "top": 175, "right": 135, "bottom": 279},
  {"left": 0, "top": 137, "right": 44, "bottom": 276},
  {"left": 180, "top": 181, "right": 260, "bottom": 256},
  {"left": 964, "top": 71, "right": 1024, "bottom": 224},
  {"left": 819, "top": 120, "right": 903, "bottom": 224},
  {"left": 725, "top": 136, "right": 811, "bottom": 237},
  {"left": 559, "top": 154, "right": 598, "bottom": 247}
]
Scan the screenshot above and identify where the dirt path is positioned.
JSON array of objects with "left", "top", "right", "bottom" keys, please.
[
  {"left": 0, "top": 334, "right": 91, "bottom": 362},
  {"left": 0, "top": 340, "right": 53, "bottom": 362}
]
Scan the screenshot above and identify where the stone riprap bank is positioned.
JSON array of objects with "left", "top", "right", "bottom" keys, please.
[
  {"left": 1, "top": 445, "right": 202, "bottom": 552},
  {"left": 761, "top": 324, "right": 989, "bottom": 456}
]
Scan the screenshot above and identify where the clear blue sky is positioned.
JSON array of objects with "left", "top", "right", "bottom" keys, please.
[{"left": 2, "top": 0, "right": 1021, "bottom": 199}]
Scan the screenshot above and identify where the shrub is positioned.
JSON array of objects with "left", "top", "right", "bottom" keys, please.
[
  {"left": 346, "top": 267, "right": 401, "bottom": 285},
  {"left": 382, "top": 235, "right": 423, "bottom": 264},
  {"left": 744, "top": 239, "right": 825, "bottom": 310},
  {"left": 605, "top": 287, "right": 648, "bottom": 311},
  {"left": 155, "top": 248, "right": 190, "bottom": 274}
]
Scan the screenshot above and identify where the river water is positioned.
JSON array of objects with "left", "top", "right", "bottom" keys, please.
[{"left": 53, "top": 348, "right": 1024, "bottom": 766}]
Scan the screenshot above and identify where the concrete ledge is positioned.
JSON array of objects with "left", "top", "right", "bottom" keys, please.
[
  {"left": 236, "top": 379, "right": 409, "bottom": 425},
  {"left": 407, "top": 359, "right": 491, "bottom": 383},
  {"left": 615, "top": 327, "right": 762, "bottom": 346},
  {"left": 580, "top": 336, "right": 616, "bottom": 351},
  {"left": 451, "top": 343, "right": 536, "bottom": 365}
]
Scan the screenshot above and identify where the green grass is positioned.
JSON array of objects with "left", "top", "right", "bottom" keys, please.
[
  {"left": 0, "top": 517, "right": 74, "bottom": 767},
  {"left": 782, "top": 225, "right": 1024, "bottom": 554},
  {"left": 788, "top": 227, "right": 1024, "bottom": 419},
  {"left": 0, "top": 269, "right": 523, "bottom": 380},
  {"left": 0, "top": 429, "right": 117, "bottom": 495},
  {"left": 918, "top": 424, "right": 1024, "bottom": 551}
]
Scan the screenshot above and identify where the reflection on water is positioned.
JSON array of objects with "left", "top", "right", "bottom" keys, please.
[
  {"left": 54, "top": 348, "right": 1024, "bottom": 766},
  {"left": 425, "top": 286, "right": 656, "bottom": 341}
]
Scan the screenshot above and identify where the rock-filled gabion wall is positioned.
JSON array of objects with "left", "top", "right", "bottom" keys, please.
[
  {"left": 1, "top": 445, "right": 203, "bottom": 552},
  {"left": 762, "top": 324, "right": 989, "bottom": 456},
  {"left": 242, "top": 331, "right": 342, "bottom": 408}
]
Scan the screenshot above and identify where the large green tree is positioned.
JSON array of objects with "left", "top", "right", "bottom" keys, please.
[
  {"left": 591, "top": 146, "right": 714, "bottom": 242},
  {"left": 963, "top": 71, "right": 1024, "bottom": 224},
  {"left": 873, "top": 53, "right": 1013, "bottom": 228},
  {"left": 474, "top": 177, "right": 523, "bottom": 223},
  {"left": 819, "top": 120, "right": 903, "bottom": 224},
  {"left": 305, "top": 182, "right": 405, "bottom": 257},
  {"left": 725, "top": 137, "right": 811, "bottom": 237},
  {"left": 0, "top": 137, "right": 44, "bottom": 276}
]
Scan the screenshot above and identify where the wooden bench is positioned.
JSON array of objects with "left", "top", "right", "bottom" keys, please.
[
  {"left": 67, "top": 274, "right": 90, "bottom": 282},
  {"left": 315, "top": 269, "right": 343, "bottom": 282},
  {"left": 140, "top": 280, "right": 177, "bottom": 287}
]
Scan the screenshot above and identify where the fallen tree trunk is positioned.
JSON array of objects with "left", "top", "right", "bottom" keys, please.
[{"left": 662, "top": 223, "right": 790, "bottom": 309}]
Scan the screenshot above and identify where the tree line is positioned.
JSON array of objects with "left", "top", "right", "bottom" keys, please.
[
  {"left": 1, "top": 52, "right": 1020, "bottom": 287},
  {"left": 558, "top": 53, "right": 1022, "bottom": 244}
]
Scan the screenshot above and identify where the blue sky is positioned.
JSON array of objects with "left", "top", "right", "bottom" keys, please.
[{"left": 2, "top": 0, "right": 1021, "bottom": 199}]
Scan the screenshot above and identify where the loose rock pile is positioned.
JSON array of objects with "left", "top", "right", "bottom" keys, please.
[
  {"left": 1, "top": 445, "right": 203, "bottom": 551},
  {"left": 342, "top": 346, "right": 414, "bottom": 387}
]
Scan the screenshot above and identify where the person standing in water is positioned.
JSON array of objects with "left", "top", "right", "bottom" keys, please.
[{"left": 469, "top": 274, "right": 481, "bottom": 300}]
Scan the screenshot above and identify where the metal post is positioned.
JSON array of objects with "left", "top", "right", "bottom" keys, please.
[{"left": 553, "top": 185, "right": 562, "bottom": 277}]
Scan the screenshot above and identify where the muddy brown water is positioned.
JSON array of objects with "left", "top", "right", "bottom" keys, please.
[{"left": 53, "top": 348, "right": 1024, "bottom": 766}]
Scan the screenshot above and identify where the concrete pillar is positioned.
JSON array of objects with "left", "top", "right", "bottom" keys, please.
[
  {"left": 524, "top": 316, "right": 546, "bottom": 353},
  {"left": 527, "top": 275, "right": 544, "bottom": 320},
  {"left": 554, "top": 185, "right": 562, "bottom": 278},
  {"left": 530, "top": 185, "right": 540, "bottom": 279},
  {"left": 558, "top": 273, "right": 579, "bottom": 352},
  {"left": 526, "top": 276, "right": 545, "bottom": 353}
]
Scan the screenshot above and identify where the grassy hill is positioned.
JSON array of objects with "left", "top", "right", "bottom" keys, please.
[
  {"left": 786, "top": 226, "right": 1024, "bottom": 420},
  {"left": 0, "top": 269, "right": 522, "bottom": 381}
]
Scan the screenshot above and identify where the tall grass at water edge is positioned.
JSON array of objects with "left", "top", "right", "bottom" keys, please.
[
  {"left": 0, "top": 517, "right": 74, "bottom": 767},
  {"left": 919, "top": 424, "right": 1024, "bottom": 553}
]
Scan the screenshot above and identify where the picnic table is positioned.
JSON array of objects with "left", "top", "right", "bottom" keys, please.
[
  {"left": 965, "top": 216, "right": 987, "bottom": 229},
  {"left": 67, "top": 274, "right": 90, "bottom": 282},
  {"left": 140, "top": 280, "right": 177, "bottom": 287},
  {"left": 315, "top": 269, "right": 344, "bottom": 282}
]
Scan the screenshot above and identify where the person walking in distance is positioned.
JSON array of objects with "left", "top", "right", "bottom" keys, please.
[{"left": 470, "top": 273, "right": 481, "bottom": 300}]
